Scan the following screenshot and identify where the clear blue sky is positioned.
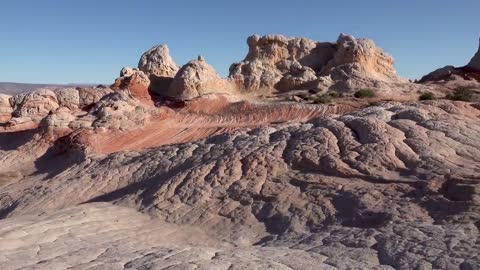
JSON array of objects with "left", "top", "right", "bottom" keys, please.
[{"left": 0, "top": 0, "right": 478, "bottom": 84}]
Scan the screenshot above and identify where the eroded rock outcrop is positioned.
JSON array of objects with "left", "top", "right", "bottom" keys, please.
[
  {"left": 319, "top": 34, "right": 405, "bottom": 91},
  {"left": 137, "top": 44, "right": 179, "bottom": 95},
  {"left": 77, "top": 86, "right": 113, "bottom": 110},
  {"left": 55, "top": 88, "right": 80, "bottom": 110},
  {"left": 230, "top": 33, "right": 404, "bottom": 93},
  {"left": 89, "top": 91, "right": 149, "bottom": 131},
  {"left": 168, "top": 56, "right": 235, "bottom": 100},
  {"left": 138, "top": 45, "right": 179, "bottom": 78},
  {"left": 112, "top": 45, "right": 180, "bottom": 100},
  {"left": 230, "top": 34, "right": 336, "bottom": 91},
  {"left": 0, "top": 94, "right": 12, "bottom": 122},
  {"left": 112, "top": 68, "right": 153, "bottom": 104},
  {"left": 10, "top": 89, "right": 59, "bottom": 122}
]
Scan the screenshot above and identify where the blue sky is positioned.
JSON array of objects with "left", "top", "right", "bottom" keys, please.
[{"left": 0, "top": 0, "right": 478, "bottom": 84}]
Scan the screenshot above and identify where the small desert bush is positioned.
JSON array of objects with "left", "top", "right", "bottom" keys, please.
[
  {"left": 354, "top": 89, "right": 375, "bottom": 99},
  {"left": 313, "top": 94, "right": 332, "bottom": 104},
  {"left": 418, "top": 92, "right": 436, "bottom": 101},
  {"left": 327, "top": 92, "right": 343, "bottom": 98},
  {"left": 368, "top": 101, "right": 380, "bottom": 107},
  {"left": 446, "top": 87, "right": 475, "bottom": 102}
]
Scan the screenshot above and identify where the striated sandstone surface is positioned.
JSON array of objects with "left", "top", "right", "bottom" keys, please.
[{"left": 0, "top": 101, "right": 479, "bottom": 269}]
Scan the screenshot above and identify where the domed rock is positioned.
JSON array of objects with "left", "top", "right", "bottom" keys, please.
[
  {"left": 138, "top": 45, "right": 178, "bottom": 78},
  {"left": 168, "top": 57, "right": 235, "bottom": 100}
]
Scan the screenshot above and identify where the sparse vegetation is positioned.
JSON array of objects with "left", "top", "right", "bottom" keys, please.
[
  {"left": 354, "top": 89, "right": 375, "bottom": 99},
  {"left": 368, "top": 101, "right": 380, "bottom": 107},
  {"left": 312, "top": 94, "right": 332, "bottom": 104},
  {"left": 446, "top": 87, "right": 475, "bottom": 101},
  {"left": 419, "top": 92, "right": 436, "bottom": 101},
  {"left": 327, "top": 92, "right": 344, "bottom": 98}
]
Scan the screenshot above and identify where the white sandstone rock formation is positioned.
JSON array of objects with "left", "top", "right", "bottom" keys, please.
[
  {"left": 138, "top": 44, "right": 179, "bottom": 78},
  {"left": 168, "top": 56, "right": 235, "bottom": 100},
  {"left": 229, "top": 34, "right": 336, "bottom": 91},
  {"left": 55, "top": 88, "right": 80, "bottom": 110},
  {"left": 10, "top": 89, "right": 59, "bottom": 122},
  {"left": 0, "top": 94, "right": 12, "bottom": 122},
  {"left": 230, "top": 33, "right": 405, "bottom": 93},
  {"left": 318, "top": 34, "right": 405, "bottom": 91}
]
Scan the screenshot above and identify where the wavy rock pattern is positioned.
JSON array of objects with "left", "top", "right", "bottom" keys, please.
[{"left": 0, "top": 101, "right": 479, "bottom": 269}]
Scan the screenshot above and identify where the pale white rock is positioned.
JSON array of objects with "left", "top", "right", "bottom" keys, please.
[
  {"left": 55, "top": 88, "right": 80, "bottom": 110},
  {"left": 318, "top": 34, "right": 406, "bottom": 92},
  {"left": 230, "top": 33, "right": 406, "bottom": 93},
  {"left": 138, "top": 44, "right": 179, "bottom": 78},
  {"left": 42, "top": 107, "right": 76, "bottom": 129},
  {"left": 230, "top": 34, "right": 335, "bottom": 92},
  {"left": 168, "top": 57, "right": 235, "bottom": 100},
  {"left": 89, "top": 91, "right": 148, "bottom": 131},
  {"left": 10, "top": 89, "right": 59, "bottom": 122},
  {"left": 0, "top": 94, "right": 12, "bottom": 122},
  {"left": 275, "top": 60, "right": 318, "bottom": 91},
  {"left": 78, "top": 87, "right": 113, "bottom": 109}
]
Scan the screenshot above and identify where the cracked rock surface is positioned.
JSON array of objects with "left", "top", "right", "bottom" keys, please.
[{"left": 0, "top": 100, "right": 479, "bottom": 269}]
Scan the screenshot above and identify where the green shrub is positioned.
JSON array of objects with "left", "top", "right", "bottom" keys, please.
[
  {"left": 368, "top": 101, "right": 380, "bottom": 107},
  {"left": 446, "top": 87, "right": 475, "bottom": 101},
  {"left": 419, "top": 92, "right": 436, "bottom": 101},
  {"left": 354, "top": 89, "right": 375, "bottom": 99},
  {"left": 327, "top": 92, "right": 342, "bottom": 98},
  {"left": 313, "top": 94, "right": 332, "bottom": 104}
]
